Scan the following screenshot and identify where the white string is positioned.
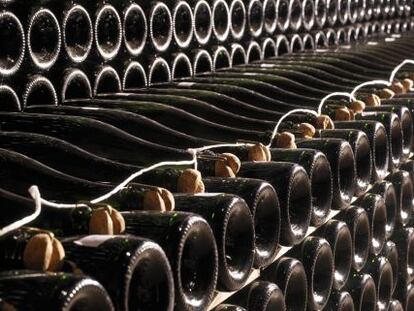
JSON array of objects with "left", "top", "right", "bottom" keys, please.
[
  {"left": 267, "top": 109, "right": 319, "bottom": 148},
  {"left": 317, "top": 92, "right": 356, "bottom": 115},
  {"left": 0, "top": 186, "right": 42, "bottom": 237},
  {"left": 350, "top": 80, "right": 390, "bottom": 99},
  {"left": 389, "top": 59, "right": 414, "bottom": 83}
]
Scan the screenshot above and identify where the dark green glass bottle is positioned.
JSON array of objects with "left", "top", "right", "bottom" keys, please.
[
  {"left": 121, "top": 211, "right": 218, "bottom": 311},
  {"left": 237, "top": 161, "right": 312, "bottom": 246},
  {"left": 173, "top": 193, "right": 255, "bottom": 291},
  {"left": 61, "top": 235, "right": 174, "bottom": 311},
  {"left": 0, "top": 270, "right": 114, "bottom": 311},
  {"left": 269, "top": 148, "right": 333, "bottom": 226},
  {"left": 334, "top": 120, "right": 389, "bottom": 181},
  {"left": 203, "top": 177, "right": 280, "bottom": 268},
  {"left": 296, "top": 138, "right": 356, "bottom": 209}
]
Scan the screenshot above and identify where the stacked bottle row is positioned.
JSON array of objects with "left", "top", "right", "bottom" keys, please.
[
  {"left": 1, "top": 19, "right": 413, "bottom": 110},
  {"left": 0, "top": 0, "right": 413, "bottom": 106},
  {"left": 1, "top": 28, "right": 414, "bottom": 310}
]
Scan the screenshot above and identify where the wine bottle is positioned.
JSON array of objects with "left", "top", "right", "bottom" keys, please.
[
  {"left": 193, "top": 0, "right": 213, "bottom": 45},
  {"left": 262, "top": 257, "right": 308, "bottom": 311},
  {"left": 0, "top": 85, "right": 20, "bottom": 112},
  {"left": 334, "top": 120, "right": 389, "bottom": 181},
  {"left": 388, "top": 299, "right": 404, "bottom": 311},
  {"left": 171, "top": 1, "right": 194, "bottom": 50},
  {"left": 337, "top": 206, "right": 371, "bottom": 272},
  {"left": 344, "top": 273, "right": 376, "bottom": 311},
  {"left": 246, "top": 281, "right": 286, "bottom": 311},
  {"left": 0, "top": 187, "right": 38, "bottom": 231},
  {"left": 394, "top": 283, "right": 414, "bottom": 311},
  {"left": 61, "top": 235, "right": 174, "bottom": 311},
  {"left": 0, "top": 112, "right": 193, "bottom": 166},
  {"left": 88, "top": 64, "right": 121, "bottom": 96},
  {"left": 202, "top": 177, "right": 280, "bottom": 268},
  {"left": 245, "top": 41, "right": 263, "bottom": 63},
  {"left": 269, "top": 148, "right": 333, "bottom": 227},
  {"left": 171, "top": 53, "right": 193, "bottom": 80},
  {"left": 0, "top": 11, "right": 25, "bottom": 77},
  {"left": 354, "top": 193, "right": 387, "bottom": 256},
  {"left": 294, "top": 236, "right": 334, "bottom": 310},
  {"left": 289, "top": 0, "right": 303, "bottom": 31},
  {"left": 0, "top": 228, "right": 66, "bottom": 272},
  {"left": 146, "top": 56, "right": 172, "bottom": 86},
  {"left": 173, "top": 193, "right": 255, "bottom": 291},
  {"left": 261, "top": 37, "right": 277, "bottom": 59},
  {"left": 263, "top": 0, "right": 277, "bottom": 34},
  {"left": 211, "top": 0, "right": 230, "bottom": 43},
  {"left": 63, "top": 99, "right": 270, "bottom": 143},
  {"left": 93, "top": 3, "right": 123, "bottom": 61},
  {"left": 130, "top": 85, "right": 284, "bottom": 121},
  {"left": 302, "top": 0, "right": 315, "bottom": 31},
  {"left": 362, "top": 256, "right": 393, "bottom": 311},
  {"left": 295, "top": 138, "right": 356, "bottom": 209},
  {"left": 364, "top": 105, "right": 413, "bottom": 159},
  {"left": 0, "top": 187, "right": 113, "bottom": 236},
  {"left": 0, "top": 131, "right": 144, "bottom": 183},
  {"left": 324, "top": 291, "right": 355, "bottom": 311},
  {"left": 247, "top": 0, "right": 264, "bottom": 37},
  {"left": 317, "top": 220, "right": 353, "bottom": 290},
  {"left": 25, "top": 105, "right": 218, "bottom": 149},
  {"left": 400, "top": 159, "right": 414, "bottom": 184},
  {"left": 392, "top": 227, "right": 414, "bottom": 286},
  {"left": 192, "top": 48, "right": 214, "bottom": 74},
  {"left": 117, "top": 2, "right": 147, "bottom": 57},
  {"left": 380, "top": 241, "right": 399, "bottom": 295},
  {"left": 356, "top": 111, "right": 403, "bottom": 171},
  {"left": 369, "top": 181, "right": 398, "bottom": 239},
  {"left": 0, "top": 270, "right": 114, "bottom": 311},
  {"left": 121, "top": 211, "right": 218, "bottom": 311},
  {"left": 315, "top": 129, "right": 372, "bottom": 195},
  {"left": 21, "top": 75, "right": 58, "bottom": 108},
  {"left": 0, "top": 147, "right": 180, "bottom": 212},
  {"left": 386, "top": 170, "right": 414, "bottom": 227},
  {"left": 96, "top": 91, "right": 275, "bottom": 132},
  {"left": 237, "top": 161, "right": 312, "bottom": 246}
]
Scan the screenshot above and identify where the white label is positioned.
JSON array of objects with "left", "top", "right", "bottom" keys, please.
[
  {"left": 74, "top": 235, "right": 115, "bottom": 248},
  {"left": 178, "top": 82, "right": 195, "bottom": 87}
]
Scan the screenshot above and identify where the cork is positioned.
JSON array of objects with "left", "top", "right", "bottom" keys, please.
[
  {"left": 391, "top": 81, "right": 405, "bottom": 94},
  {"left": 335, "top": 107, "right": 352, "bottom": 121},
  {"left": 316, "top": 115, "right": 335, "bottom": 129},
  {"left": 298, "top": 123, "right": 315, "bottom": 138},
  {"left": 195, "top": 180, "right": 205, "bottom": 193},
  {"left": 89, "top": 207, "right": 113, "bottom": 235},
  {"left": 248, "top": 143, "right": 268, "bottom": 161},
  {"left": 143, "top": 189, "right": 166, "bottom": 211},
  {"left": 177, "top": 169, "right": 203, "bottom": 193},
  {"left": 222, "top": 153, "right": 241, "bottom": 174},
  {"left": 349, "top": 100, "right": 366, "bottom": 113},
  {"left": 402, "top": 78, "right": 413, "bottom": 92},
  {"left": 365, "top": 94, "right": 381, "bottom": 106},
  {"left": 48, "top": 238, "right": 65, "bottom": 272},
  {"left": 215, "top": 161, "right": 236, "bottom": 177},
  {"left": 275, "top": 132, "right": 297, "bottom": 149},
  {"left": 23, "top": 233, "right": 53, "bottom": 271},
  {"left": 159, "top": 188, "right": 175, "bottom": 211},
  {"left": 109, "top": 208, "right": 126, "bottom": 234},
  {"left": 377, "top": 88, "right": 395, "bottom": 99}
]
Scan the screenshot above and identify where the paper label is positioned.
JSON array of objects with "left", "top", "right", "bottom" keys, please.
[
  {"left": 178, "top": 82, "right": 195, "bottom": 87},
  {"left": 74, "top": 235, "right": 114, "bottom": 248}
]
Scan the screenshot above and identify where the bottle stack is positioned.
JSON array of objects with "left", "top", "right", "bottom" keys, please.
[{"left": 0, "top": 0, "right": 414, "bottom": 311}]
